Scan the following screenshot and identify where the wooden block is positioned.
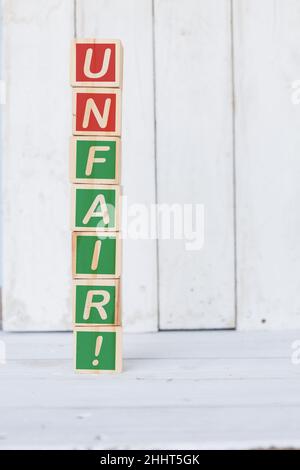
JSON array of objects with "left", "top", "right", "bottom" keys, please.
[
  {"left": 71, "top": 184, "right": 120, "bottom": 232},
  {"left": 71, "top": 39, "right": 123, "bottom": 88},
  {"left": 72, "top": 231, "right": 121, "bottom": 279},
  {"left": 72, "top": 88, "right": 121, "bottom": 136},
  {"left": 70, "top": 136, "right": 121, "bottom": 184},
  {"left": 74, "top": 326, "right": 122, "bottom": 373},
  {"left": 73, "top": 279, "right": 120, "bottom": 327}
]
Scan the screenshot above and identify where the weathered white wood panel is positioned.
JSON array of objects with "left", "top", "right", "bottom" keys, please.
[
  {"left": 1, "top": 331, "right": 300, "bottom": 449},
  {"left": 2, "top": 0, "right": 74, "bottom": 330},
  {"left": 234, "top": 0, "right": 300, "bottom": 329},
  {"left": 76, "top": 0, "right": 158, "bottom": 332},
  {"left": 154, "top": 0, "right": 235, "bottom": 329},
  {"left": 4, "top": 0, "right": 300, "bottom": 332}
]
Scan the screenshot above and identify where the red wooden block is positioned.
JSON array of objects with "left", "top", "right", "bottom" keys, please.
[
  {"left": 72, "top": 88, "right": 121, "bottom": 136},
  {"left": 71, "top": 39, "right": 123, "bottom": 88}
]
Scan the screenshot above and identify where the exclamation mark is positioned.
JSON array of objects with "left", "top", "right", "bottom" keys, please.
[{"left": 92, "top": 335, "right": 103, "bottom": 366}]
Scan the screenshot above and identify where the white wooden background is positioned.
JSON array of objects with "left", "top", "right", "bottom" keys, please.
[{"left": 1, "top": 0, "right": 300, "bottom": 332}]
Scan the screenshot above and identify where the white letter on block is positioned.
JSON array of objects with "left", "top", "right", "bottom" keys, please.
[
  {"left": 83, "top": 98, "right": 111, "bottom": 129},
  {"left": 91, "top": 240, "right": 102, "bottom": 271},
  {"left": 82, "top": 194, "right": 110, "bottom": 226},
  {"left": 84, "top": 47, "right": 111, "bottom": 79},
  {"left": 86, "top": 146, "right": 109, "bottom": 176},
  {"left": 83, "top": 289, "right": 110, "bottom": 320}
]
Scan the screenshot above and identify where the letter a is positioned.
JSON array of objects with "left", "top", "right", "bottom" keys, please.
[
  {"left": 82, "top": 194, "right": 110, "bottom": 226},
  {"left": 83, "top": 290, "right": 110, "bottom": 320},
  {"left": 83, "top": 98, "right": 111, "bottom": 129},
  {"left": 84, "top": 47, "right": 111, "bottom": 79}
]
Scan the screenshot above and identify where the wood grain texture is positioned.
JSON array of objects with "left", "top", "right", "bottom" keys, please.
[
  {"left": 1, "top": 330, "right": 300, "bottom": 449},
  {"left": 233, "top": 0, "right": 300, "bottom": 329},
  {"left": 71, "top": 184, "right": 121, "bottom": 232},
  {"left": 74, "top": 325, "right": 122, "bottom": 374},
  {"left": 69, "top": 136, "right": 121, "bottom": 185},
  {"left": 70, "top": 39, "right": 123, "bottom": 88},
  {"left": 72, "top": 279, "right": 121, "bottom": 327},
  {"left": 4, "top": 0, "right": 300, "bottom": 332},
  {"left": 72, "top": 87, "right": 122, "bottom": 136},
  {"left": 76, "top": 0, "right": 158, "bottom": 332},
  {"left": 2, "top": 0, "right": 74, "bottom": 330},
  {"left": 154, "top": 0, "right": 235, "bottom": 329}
]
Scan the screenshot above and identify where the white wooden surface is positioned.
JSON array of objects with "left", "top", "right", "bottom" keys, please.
[
  {"left": 2, "top": 0, "right": 73, "bottom": 330},
  {"left": 233, "top": 0, "right": 300, "bottom": 329},
  {"left": 76, "top": 0, "right": 158, "bottom": 332},
  {"left": 2, "top": 0, "right": 158, "bottom": 331},
  {"left": 1, "top": 330, "right": 300, "bottom": 449},
  {"left": 155, "top": 0, "right": 235, "bottom": 329},
  {"left": 2, "top": 0, "right": 300, "bottom": 331}
]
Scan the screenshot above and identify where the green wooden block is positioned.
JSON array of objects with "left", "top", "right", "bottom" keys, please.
[
  {"left": 73, "top": 185, "right": 119, "bottom": 231},
  {"left": 71, "top": 136, "right": 120, "bottom": 184},
  {"left": 73, "top": 279, "right": 120, "bottom": 326},
  {"left": 73, "top": 232, "right": 121, "bottom": 278},
  {"left": 75, "top": 327, "right": 122, "bottom": 373}
]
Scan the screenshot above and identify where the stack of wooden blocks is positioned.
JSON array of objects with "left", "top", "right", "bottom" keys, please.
[{"left": 70, "top": 39, "right": 123, "bottom": 373}]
